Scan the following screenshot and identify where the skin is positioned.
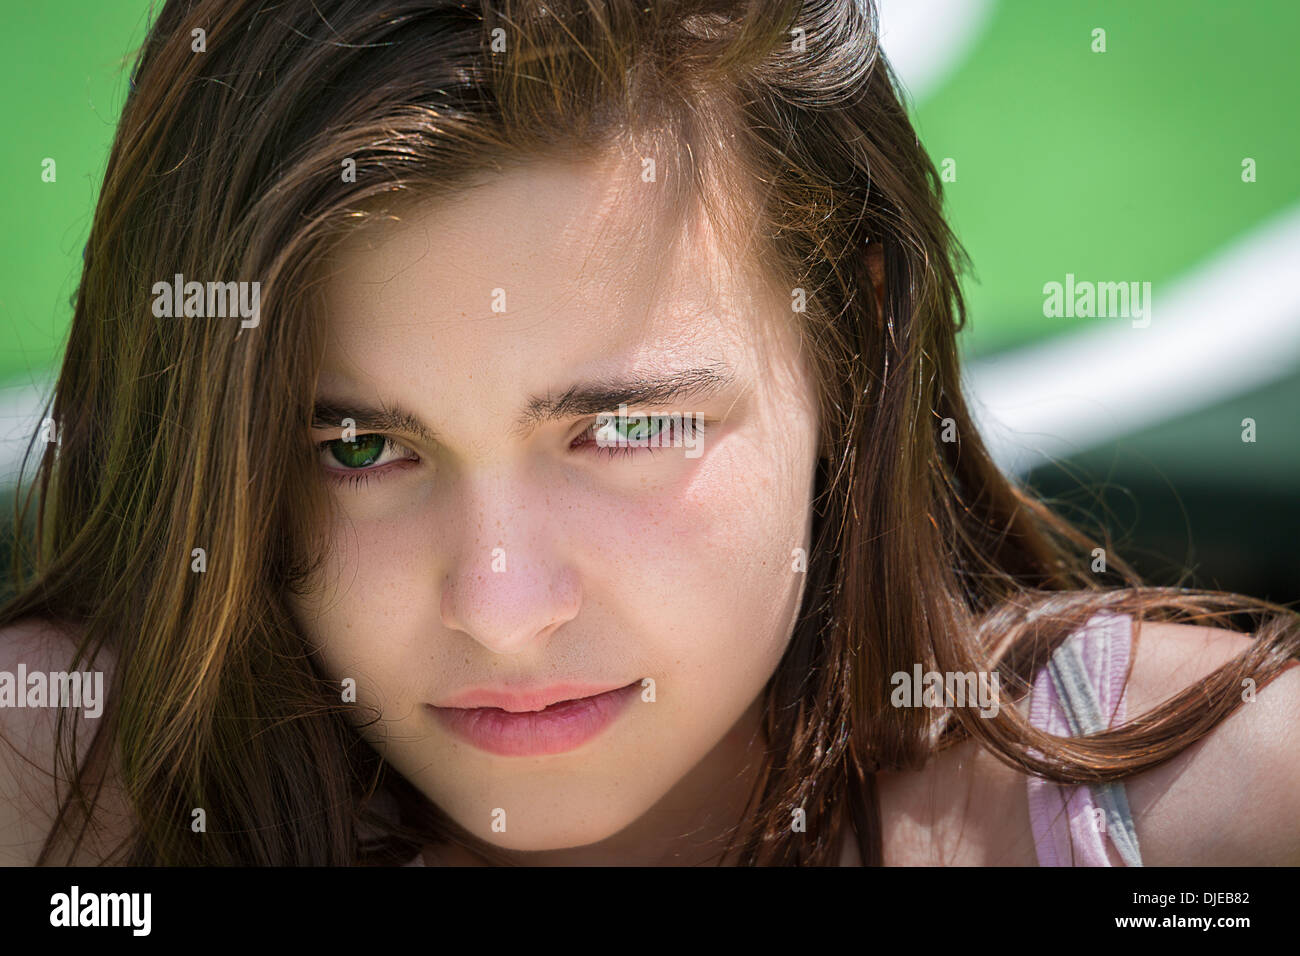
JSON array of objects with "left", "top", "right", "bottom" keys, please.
[{"left": 291, "top": 145, "right": 824, "bottom": 864}]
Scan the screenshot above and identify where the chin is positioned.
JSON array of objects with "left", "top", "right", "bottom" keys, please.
[
  {"left": 437, "top": 791, "right": 648, "bottom": 853},
  {"left": 483, "top": 822, "right": 627, "bottom": 853}
]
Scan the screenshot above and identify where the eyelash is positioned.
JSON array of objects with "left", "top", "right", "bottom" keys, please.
[
  {"left": 571, "top": 414, "right": 706, "bottom": 460},
  {"left": 316, "top": 414, "right": 706, "bottom": 488},
  {"left": 317, "top": 435, "right": 418, "bottom": 489}
]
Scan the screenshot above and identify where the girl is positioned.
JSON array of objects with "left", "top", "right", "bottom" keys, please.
[{"left": 2, "top": 0, "right": 1297, "bottom": 866}]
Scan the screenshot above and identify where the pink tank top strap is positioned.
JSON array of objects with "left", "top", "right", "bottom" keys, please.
[{"left": 1025, "top": 610, "right": 1143, "bottom": 866}]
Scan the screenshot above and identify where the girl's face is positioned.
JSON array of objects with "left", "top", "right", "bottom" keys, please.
[{"left": 292, "top": 149, "right": 821, "bottom": 857}]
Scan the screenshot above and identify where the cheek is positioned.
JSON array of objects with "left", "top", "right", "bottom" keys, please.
[
  {"left": 574, "top": 432, "right": 816, "bottom": 705},
  {"left": 289, "top": 509, "right": 439, "bottom": 697}
]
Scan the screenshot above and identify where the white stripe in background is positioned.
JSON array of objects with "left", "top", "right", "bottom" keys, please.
[
  {"left": 0, "top": 379, "right": 53, "bottom": 486},
  {"left": 877, "top": 0, "right": 998, "bottom": 102},
  {"left": 964, "top": 202, "right": 1300, "bottom": 478}
]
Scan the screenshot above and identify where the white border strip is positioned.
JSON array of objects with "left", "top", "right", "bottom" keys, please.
[{"left": 965, "top": 203, "right": 1300, "bottom": 477}]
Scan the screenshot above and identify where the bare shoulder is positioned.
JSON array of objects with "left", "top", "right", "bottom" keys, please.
[
  {"left": 878, "top": 617, "right": 1300, "bottom": 866},
  {"left": 1117, "top": 618, "right": 1300, "bottom": 865},
  {"left": 0, "top": 617, "right": 126, "bottom": 865}
]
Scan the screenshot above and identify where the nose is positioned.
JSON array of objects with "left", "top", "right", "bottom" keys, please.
[{"left": 438, "top": 471, "right": 581, "bottom": 656}]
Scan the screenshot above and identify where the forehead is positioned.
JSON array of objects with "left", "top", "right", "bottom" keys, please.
[{"left": 315, "top": 149, "right": 799, "bottom": 413}]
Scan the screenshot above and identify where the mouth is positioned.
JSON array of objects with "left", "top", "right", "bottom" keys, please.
[{"left": 427, "top": 681, "right": 642, "bottom": 757}]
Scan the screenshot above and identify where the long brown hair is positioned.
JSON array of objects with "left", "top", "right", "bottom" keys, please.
[{"left": 4, "top": 0, "right": 1297, "bottom": 865}]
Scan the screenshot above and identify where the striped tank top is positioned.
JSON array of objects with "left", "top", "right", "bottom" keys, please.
[{"left": 1025, "top": 610, "right": 1143, "bottom": 866}]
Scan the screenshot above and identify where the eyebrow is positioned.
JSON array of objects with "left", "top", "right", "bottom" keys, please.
[{"left": 311, "top": 363, "right": 735, "bottom": 444}]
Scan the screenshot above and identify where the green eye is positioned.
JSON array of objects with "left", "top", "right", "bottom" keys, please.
[
  {"left": 597, "top": 414, "right": 663, "bottom": 443},
  {"left": 327, "top": 433, "right": 387, "bottom": 468}
]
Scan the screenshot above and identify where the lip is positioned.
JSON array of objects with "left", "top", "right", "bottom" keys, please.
[
  {"left": 436, "top": 682, "right": 636, "bottom": 713},
  {"left": 428, "top": 681, "right": 641, "bottom": 757}
]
